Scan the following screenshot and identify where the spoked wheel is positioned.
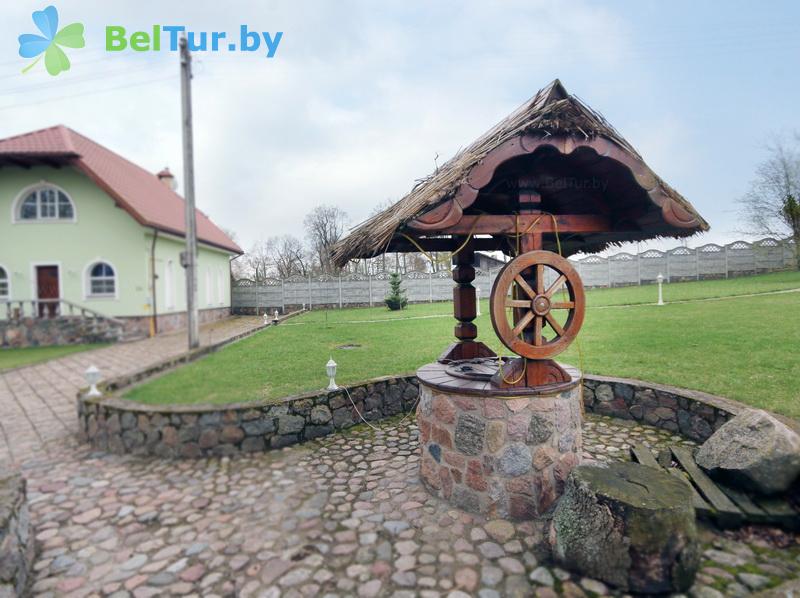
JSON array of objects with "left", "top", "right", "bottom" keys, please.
[{"left": 490, "top": 250, "right": 585, "bottom": 360}]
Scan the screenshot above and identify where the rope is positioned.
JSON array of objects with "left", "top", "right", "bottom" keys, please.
[
  {"left": 341, "top": 384, "right": 421, "bottom": 432},
  {"left": 400, "top": 214, "right": 483, "bottom": 268}
]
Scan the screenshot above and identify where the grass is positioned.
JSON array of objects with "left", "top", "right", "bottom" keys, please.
[
  {"left": 0, "top": 343, "right": 106, "bottom": 371},
  {"left": 124, "top": 271, "right": 800, "bottom": 418}
]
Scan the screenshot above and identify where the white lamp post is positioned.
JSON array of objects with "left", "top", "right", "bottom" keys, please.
[
  {"left": 326, "top": 358, "right": 338, "bottom": 391},
  {"left": 272, "top": 309, "right": 280, "bottom": 325},
  {"left": 476, "top": 287, "right": 481, "bottom": 316},
  {"left": 263, "top": 311, "right": 269, "bottom": 325},
  {"left": 85, "top": 365, "right": 102, "bottom": 398},
  {"left": 656, "top": 273, "right": 665, "bottom": 306}
]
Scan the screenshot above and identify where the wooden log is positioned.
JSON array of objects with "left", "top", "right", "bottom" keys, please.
[
  {"left": 670, "top": 447, "right": 744, "bottom": 528},
  {"left": 754, "top": 497, "right": 800, "bottom": 531},
  {"left": 551, "top": 462, "right": 700, "bottom": 594}
]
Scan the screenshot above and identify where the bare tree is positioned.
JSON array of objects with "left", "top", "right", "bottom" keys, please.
[
  {"left": 269, "top": 235, "right": 309, "bottom": 278},
  {"left": 304, "top": 205, "right": 348, "bottom": 274},
  {"left": 245, "top": 239, "right": 275, "bottom": 282},
  {"left": 221, "top": 228, "right": 250, "bottom": 281},
  {"left": 739, "top": 133, "right": 800, "bottom": 268}
]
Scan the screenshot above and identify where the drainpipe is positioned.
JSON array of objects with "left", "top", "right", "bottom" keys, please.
[{"left": 150, "top": 229, "right": 159, "bottom": 336}]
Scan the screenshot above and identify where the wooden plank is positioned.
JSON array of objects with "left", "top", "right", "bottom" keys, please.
[
  {"left": 669, "top": 468, "right": 715, "bottom": 520},
  {"left": 717, "top": 484, "right": 769, "bottom": 524},
  {"left": 670, "top": 447, "right": 744, "bottom": 528},
  {"left": 754, "top": 497, "right": 800, "bottom": 531},
  {"left": 430, "top": 214, "right": 612, "bottom": 235},
  {"left": 629, "top": 443, "right": 661, "bottom": 469}
]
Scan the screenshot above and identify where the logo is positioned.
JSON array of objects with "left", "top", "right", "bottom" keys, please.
[{"left": 18, "top": 6, "right": 85, "bottom": 76}]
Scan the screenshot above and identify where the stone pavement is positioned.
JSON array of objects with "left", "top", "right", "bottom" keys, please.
[
  {"left": 0, "top": 317, "right": 264, "bottom": 465},
  {"left": 23, "top": 415, "right": 800, "bottom": 598}
]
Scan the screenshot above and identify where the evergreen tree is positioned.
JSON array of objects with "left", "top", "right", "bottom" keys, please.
[{"left": 385, "top": 272, "right": 408, "bottom": 310}]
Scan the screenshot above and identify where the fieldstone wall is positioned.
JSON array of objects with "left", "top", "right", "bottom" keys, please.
[
  {"left": 582, "top": 375, "right": 749, "bottom": 442},
  {"left": 416, "top": 382, "right": 583, "bottom": 520},
  {"left": 0, "top": 467, "right": 34, "bottom": 597},
  {"left": 0, "top": 316, "right": 124, "bottom": 348},
  {"left": 78, "top": 376, "right": 419, "bottom": 458}
]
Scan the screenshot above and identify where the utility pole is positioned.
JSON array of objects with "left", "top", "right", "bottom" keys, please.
[{"left": 180, "top": 35, "right": 199, "bottom": 349}]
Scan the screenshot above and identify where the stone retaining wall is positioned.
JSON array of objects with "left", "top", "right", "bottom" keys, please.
[
  {"left": 0, "top": 467, "right": 34, "bottom": 596},
  {"left": 582, "top": 375, "right": 750, "bottom": 442},
  {"left": 78, "top": 376, "right": 419, "bottom": 458},
  {"left": 0, "top": 315, "right": 124, "bottom": 348},
  {"left": 78, "top": 368, "right": 776, "bottom": 457}
]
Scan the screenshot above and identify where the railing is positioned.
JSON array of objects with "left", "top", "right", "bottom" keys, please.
[{"left": 2, "top": 299, "right": 125, "bottom": 326}]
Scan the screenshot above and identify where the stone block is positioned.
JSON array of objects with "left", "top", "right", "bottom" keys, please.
[
  {"left": 455, "top": 414, "right": 485, "bottom": 456},
  {"left": 551, "top": 463, "right": 698, "bottom": 594}
]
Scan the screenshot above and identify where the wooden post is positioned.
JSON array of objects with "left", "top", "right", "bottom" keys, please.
[{"left": 453, "top": 236, "right": 477, "bottom": 343}]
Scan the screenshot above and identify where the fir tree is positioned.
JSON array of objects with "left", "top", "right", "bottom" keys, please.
[{"left": 385, "top": 272, "right": 408, "bottom": 310}]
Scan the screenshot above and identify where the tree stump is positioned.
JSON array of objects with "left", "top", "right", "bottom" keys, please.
[{"left": 550, "top": 462, "right": 699, "bottom": 594}]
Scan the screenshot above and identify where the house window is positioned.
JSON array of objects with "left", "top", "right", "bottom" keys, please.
[
  {"left": 165, "top": 260, "right": 174, "bottom": 309},
  {"left": 217, "top": 268, "right": 224, "bottom": 304},
  {"left": 205, "top": 267, "right": 212, "bottom": 305},
  {"left": 18, "top": 186, "right": 75, "bottom": 221},
  {"left": 88, "top": 262, "right": 116, "bottom": 297},
  {"left": 0, "top": 267, "right": 8, "bottom": 300}
]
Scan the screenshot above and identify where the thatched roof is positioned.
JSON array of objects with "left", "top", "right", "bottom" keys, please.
[{"left": 332, "top": 79, "right": 708, "bottom": 266}]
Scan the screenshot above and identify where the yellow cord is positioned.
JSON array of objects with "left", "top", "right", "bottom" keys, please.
[{"left": 399, "top": 214, "right": 483, "bottom": 267}]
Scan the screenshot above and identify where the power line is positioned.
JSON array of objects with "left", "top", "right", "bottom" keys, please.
[
  {"left": 0, "top": 62, "right": 172, "bottom": 96},
  {"left": 0, "top": 74, "right": 178, "bottom": 112}
]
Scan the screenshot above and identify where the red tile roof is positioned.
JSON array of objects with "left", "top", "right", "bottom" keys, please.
[{"left": 0, "top": 125, "right": 242, "bottom": 253}]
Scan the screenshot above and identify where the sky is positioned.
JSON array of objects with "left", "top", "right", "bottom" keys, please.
[{"left": 2, "top": 0, "right": 799, "bottom": 256}]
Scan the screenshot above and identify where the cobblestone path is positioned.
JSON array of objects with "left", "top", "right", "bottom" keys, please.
[
  {"left": 24, "top": 415, "right": 800, "bottom": 598},
  {"left": 0, "top": 317, "right": 264, "bottom": 465}
]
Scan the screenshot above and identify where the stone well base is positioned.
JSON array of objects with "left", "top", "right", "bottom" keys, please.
[{"left": 417, "top": 378, "right": 583, "bottom": 520}]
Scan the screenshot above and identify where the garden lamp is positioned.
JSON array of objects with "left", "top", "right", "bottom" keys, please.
[
  {"left": 263, "top": 311, "right": 269, "bottom": 325},
  {"left": 656, "top": 273, "right": 665, "bottom": 306},
  {"left": 476, "top": 287, "right": 481, "bottom": 316},
  {"left": 326, "top": 357, "right": 338, "bottom": 391},
  {"left": 85, "top": 365, "right": 102, "bottom": 398},
  {"left": 273, "top": 309, "right": 280, "bottom": 325}
]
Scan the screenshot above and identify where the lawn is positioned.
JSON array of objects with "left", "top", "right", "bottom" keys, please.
[
  {"left": 124, "top": 271, "right": 800, "bottom": 418},
  {"left": 0, "top": 343, "right": 105, "bottom": 371}
]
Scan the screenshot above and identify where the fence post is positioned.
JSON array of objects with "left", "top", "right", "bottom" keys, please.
[
  {"left": 368, "top": 275, "right": 373, "bottom": 307},
  {"left": 429, "top": 272, "right": 433, "bottom": 303},
  {"left": 338, "top": 275, "right": 343, "bottom": 309},
  {"left": 281, "top": 279, "right": 285, "bottom": 313},
  {"left": 256, "top": 283, "right": 262, "bottom": 316},
  {"left": 724, "top": 245, "right": 729, "bottom": 279},
  {"left": 696, "top": 248, "right": 700, "bottom": 280},
  {"left": 666, "top": 253, "right": 671, "bottom": 283},
  {"left": 637, "top": 254, "right": 642, "bottom": 285},
  {"left": 607, "top": 258, "right": 612, "bottom": 288},
  {"left": 308, "top": 274, "right": 312, "bottom": 310}
]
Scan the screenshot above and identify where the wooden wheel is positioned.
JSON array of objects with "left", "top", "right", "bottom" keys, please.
[{"left": 490, "top": 250, "right": 585, "bottom": 359}]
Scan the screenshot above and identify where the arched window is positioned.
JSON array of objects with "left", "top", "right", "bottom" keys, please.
[
  {"left": 0, "top": 266, "right": 8, "bottom": 300},
  {"left": 17, "top": 185, "right": 75, "bottom": 221},
  {"left": 88, "top": 262, "right": 116, "bottom": 297}
]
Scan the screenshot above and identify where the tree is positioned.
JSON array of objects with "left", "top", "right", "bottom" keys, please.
[
  {"left": 304, "top": 205, "right": 348, "bottom": 274},
  {"left": 269, "top": 235, "right": 309, "bottom": 278},
  {"left": 385, "top": 272, "right": 408, "bottom": 310},
  {"left": 739, "top": 134, "right": 800, "bottom": 269},
  {"left": 245, "top": 239, "right": 275, "bottom": 282}
]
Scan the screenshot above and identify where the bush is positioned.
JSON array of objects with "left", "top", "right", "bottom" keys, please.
[{"left": 385, "top": 272, "right": 408, "bottom": 310}]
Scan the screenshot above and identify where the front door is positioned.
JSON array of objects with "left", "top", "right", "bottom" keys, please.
[{"left": 36, "top": 265, "right": 59, "bottom": 318}]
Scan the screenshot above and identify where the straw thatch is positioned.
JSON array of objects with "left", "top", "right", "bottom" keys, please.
[{"left": 332, "top": 79, "right": 707, "bottom": 266}]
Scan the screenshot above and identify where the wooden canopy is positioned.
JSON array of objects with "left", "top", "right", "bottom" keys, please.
[{"left": 332, "top": 80, "right": 708, "bottom": 266}]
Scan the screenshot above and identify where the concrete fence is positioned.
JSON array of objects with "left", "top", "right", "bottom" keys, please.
[{"left": 232, "top": 237, "right": 797, "bottom": 313}]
